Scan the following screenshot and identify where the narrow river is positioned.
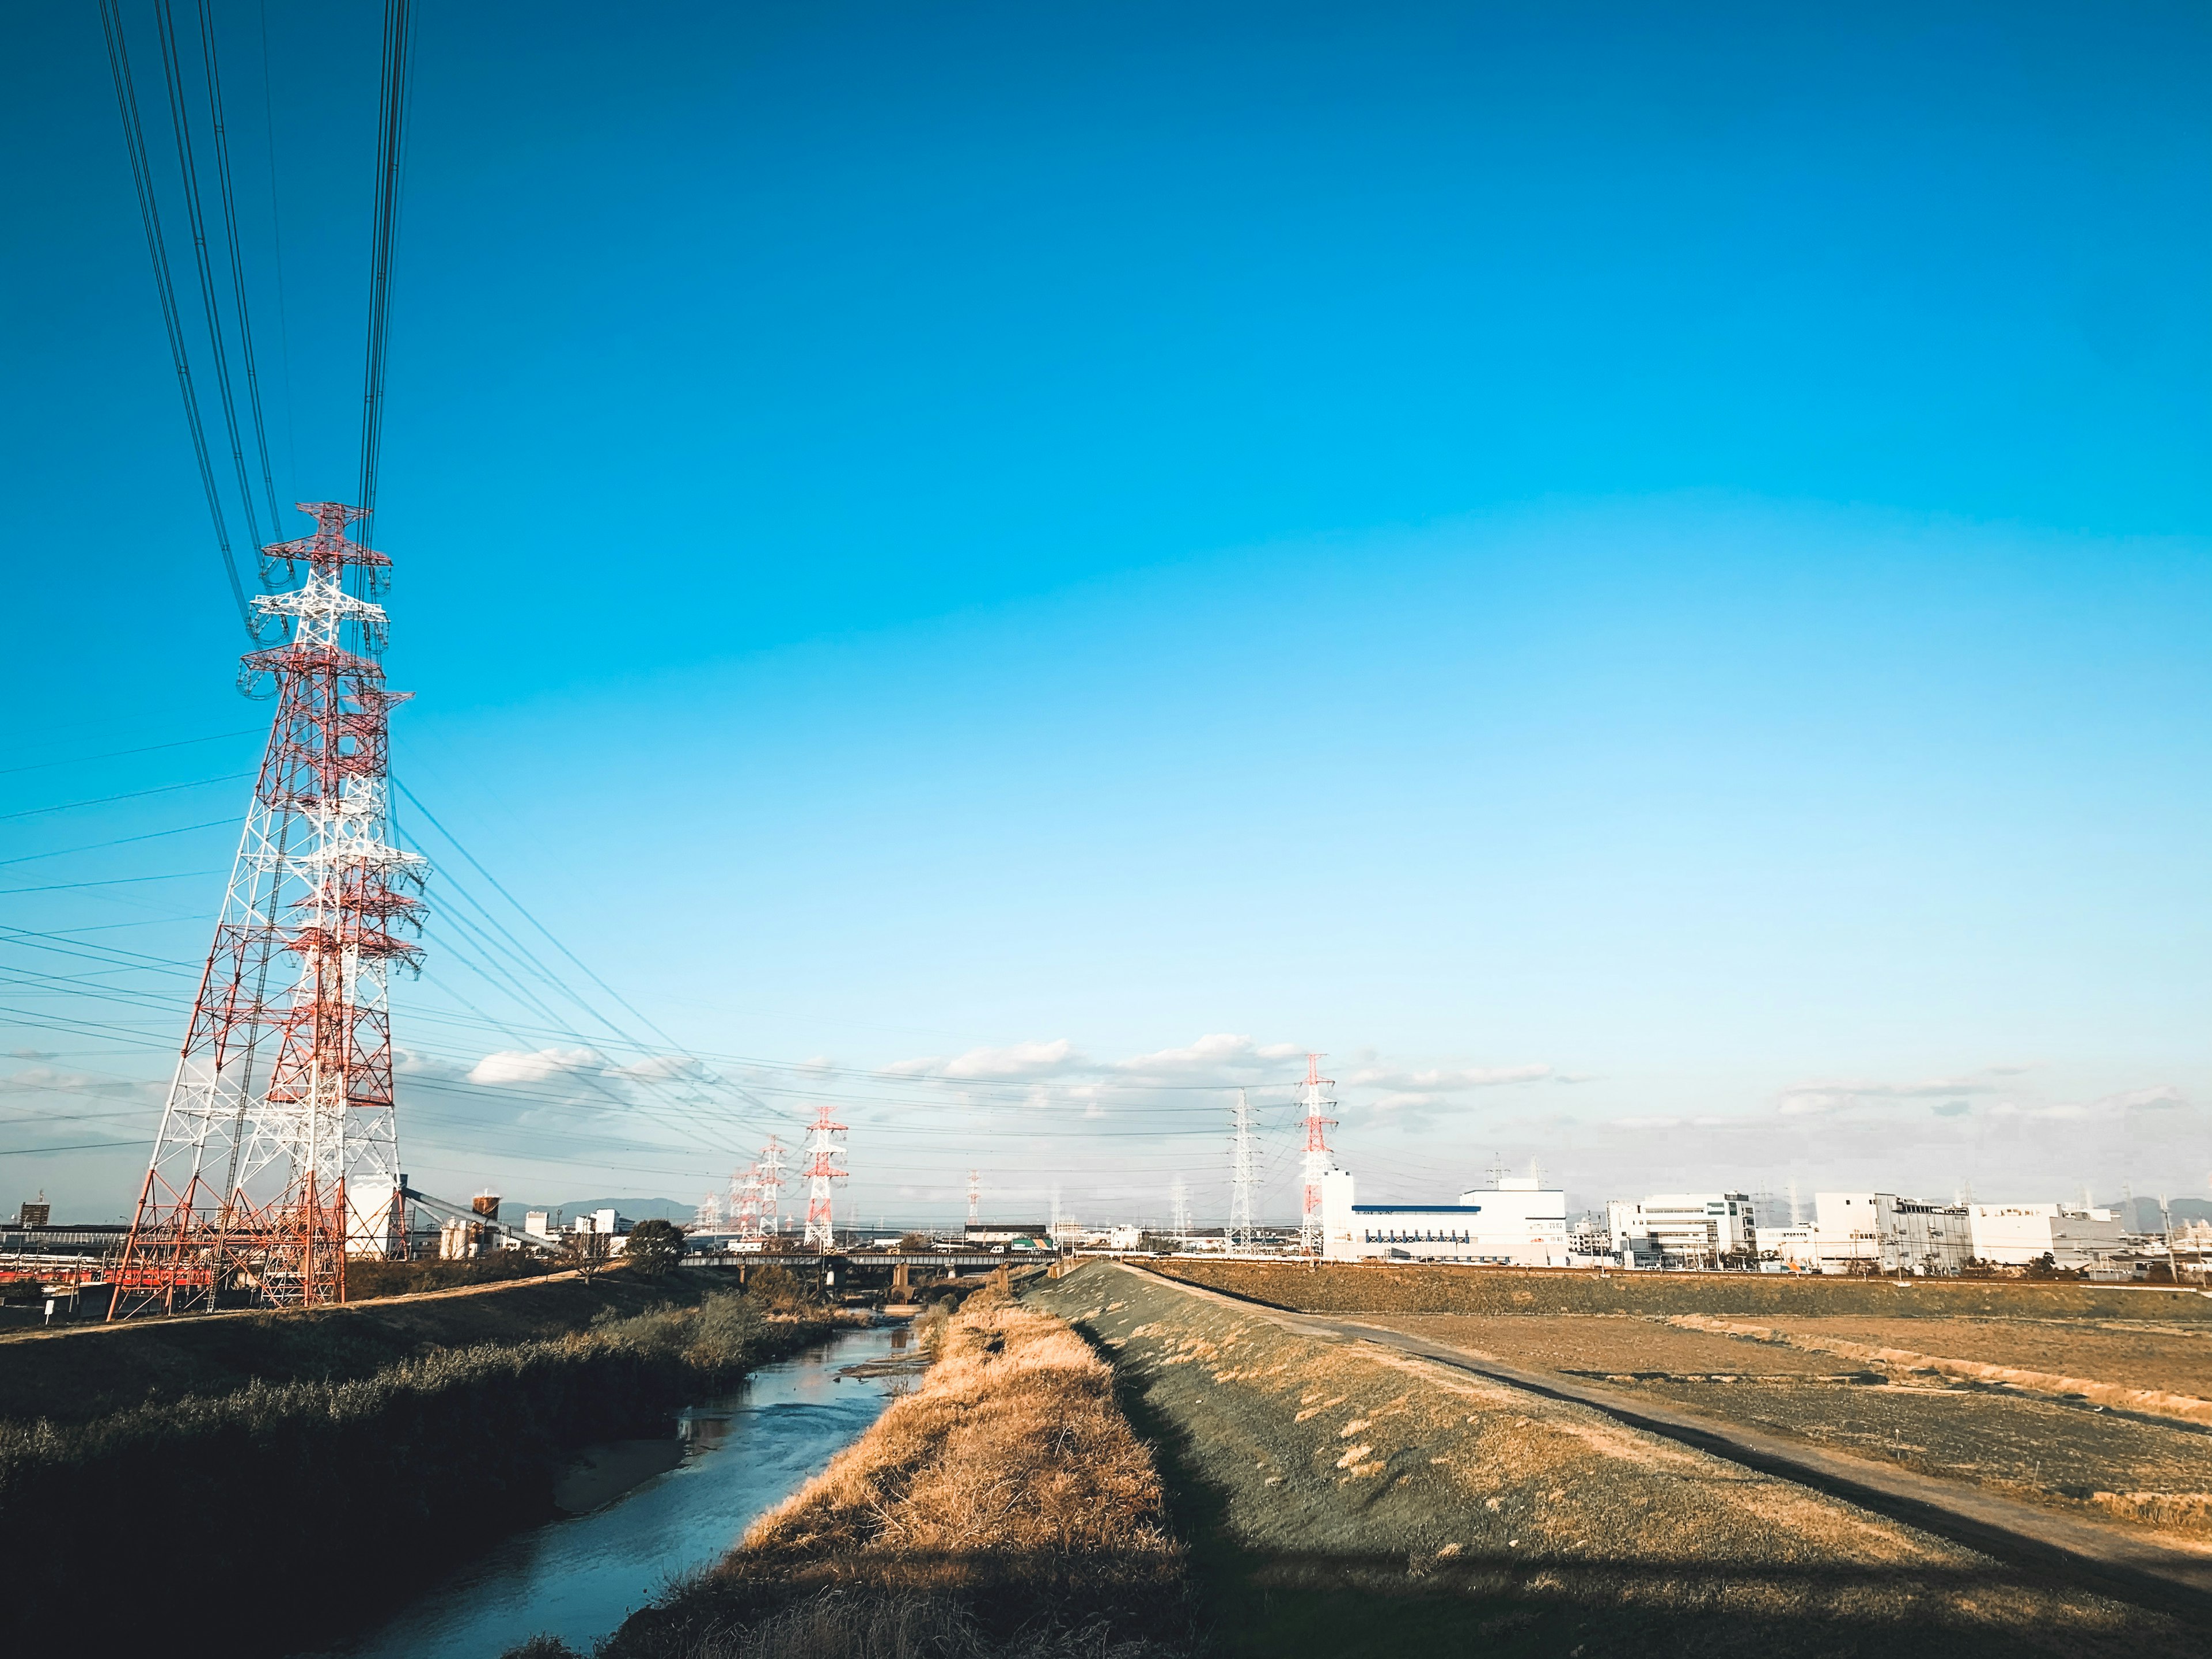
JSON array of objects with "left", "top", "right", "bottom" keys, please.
[{"left": 309, "top": 1324, "right": 908, "bottom": 1659}]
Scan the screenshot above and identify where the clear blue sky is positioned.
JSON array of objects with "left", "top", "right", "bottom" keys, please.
[{"left": 3, "top": 1, "right": 2210, "bottom": 1226}]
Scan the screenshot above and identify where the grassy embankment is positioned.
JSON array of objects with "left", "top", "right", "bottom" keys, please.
[
  {"left": 0, "top": 1268, "right": 831, "bottom": 1656},
  {"left": 593, "top": 1291, "right": 1194, "bottom": 1659},
  {"left": 1150, "top": 1260, "right": 2212, "bottom": 1546},
  {"left": 1032, "top": 1260, "right": 2208, "bottom": 1659}
]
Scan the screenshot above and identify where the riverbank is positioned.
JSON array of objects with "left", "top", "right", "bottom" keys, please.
[
  {"left": 0, "top": 1262, "right": 724, "bottom": 1428},
  {"left": 1032, "top": 1260, "right": 2209, "bottom": 1658},
  {"left": 324, "top": 1323, "right": 912, "bottom": 1659},
  {"left": 0, "top": 1276, "right": 834, "bottom": 1656},
  {"left": 596, "top": 1289, "right": 1193, "bottom": 1659}
]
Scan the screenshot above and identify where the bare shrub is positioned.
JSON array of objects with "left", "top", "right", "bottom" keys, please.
[{"left": 2092, "top": 1491, "right": 2212, "bottom": 1531}]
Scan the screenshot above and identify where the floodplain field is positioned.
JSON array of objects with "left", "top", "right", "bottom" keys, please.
[
  {"left": 1032, "top": 1262, "right": 2205, "bottom": 1658},
  {"left": 1148, "top": 1260, "right": 2212, "bottom": 1550}
]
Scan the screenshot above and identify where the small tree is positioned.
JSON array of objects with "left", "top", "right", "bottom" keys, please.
[
  {"left": 627, "top": 1218, "right": 685, "bottom": 1281},
  {"left": 896, "top": 1230, "right": 934, "bottom": 1252},
  {"left": 563, "top": 1228, "right": 609, "bottom": 1284}
]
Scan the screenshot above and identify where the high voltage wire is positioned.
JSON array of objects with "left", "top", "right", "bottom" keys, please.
[
  {"left": 151, "top": 0, "right": 267, "bottom": 554},
  {"left": 190, "top": 0, "right": 286, "bottom": 540},
  {"left": 357, "top": 0, "right": 414, "bottom": 543},
  {"left": 0, "top": 772, "right": 252, "bottom": 824},
  {"left": 98, "top": 0, "right": 253, "bottom": 635},
  {"left": 0, "top": 728, "right": 261, "bottom": 778}
]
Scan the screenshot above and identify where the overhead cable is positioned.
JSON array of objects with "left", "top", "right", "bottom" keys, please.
[
  {"left": 97, "top": 0, "right": 254, "bottom": 635},
  {"left": 358, "top": 0, "right": 415, "bottom": 543},
  {"left": 151, "top": 0, "right": 266, "bottom": 552},
  {"left": 192, "top": 0, "right": 286, "bottom": 538}
]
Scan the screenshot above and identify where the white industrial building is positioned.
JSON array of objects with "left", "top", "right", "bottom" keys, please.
[
  {"left": 1321, "top": 1169, "right": 1569, "bottom": 1264},
  {"left": 1813, "top": 1193, "right": 1971, "bottom": 1275},
  {"left": 1968, "top": 1202, "right": 2126, "bottom": 1267},
  {"left": 1606, "top": 1194, "right": 1757, "bottom": 1267}
]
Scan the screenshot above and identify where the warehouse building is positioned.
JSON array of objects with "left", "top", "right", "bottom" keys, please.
[
  {"left": 1320, "top": 1169, "right": 1569, "bottom": 1265},
  {"left": 1968, "top": 1202, "right": 2126, "bottom": 1267},
  {"left": 1814, "top": 1192, "right": 1972, "bottom": 1275},
  {"left": 1606, "top": 1193, "right": 1758, "bottom": 1267}
]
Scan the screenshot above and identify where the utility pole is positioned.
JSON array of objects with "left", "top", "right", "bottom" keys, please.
[
  {"left": 112, "top": 503, "right": 425, "bottom": 1316},
  {"left": 1229, "top": 1089, "right": 1256, "bottom": 1250},
  {"left": 1298, "top": 1054, "right": 1336, "bottom": 1256}
]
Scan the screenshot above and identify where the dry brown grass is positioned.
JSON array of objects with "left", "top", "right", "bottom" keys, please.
[
  {"left": 745, "top": 1293, "right": 1176, "bottom": 1570},
  {"left": 602, "top": 1293, "right": 1190, "bottom": 1659}
]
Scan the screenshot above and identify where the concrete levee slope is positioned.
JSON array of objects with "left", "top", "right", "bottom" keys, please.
[{"left": 1028, "top": 1260, "right": 2210, "bottom": 1658}]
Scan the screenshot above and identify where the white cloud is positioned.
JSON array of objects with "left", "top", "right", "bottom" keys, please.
[
  {"left": 1112, "top": 1033, "right": 1301, "bottom": 1080},
  {"left": 0, "top": 1066, "right": 161, "bottom": 1100},
  {"left": 1777, "top": 1074, "right": 2008, "bottom": 1116},
  {"left": 2099, "top": 1084, "right": 2187, "bottom": 1112},
  {"left": 468, "top": 1047, "right": 604, "bottom": 1086},
  {"left": 1347, "top": 1063, "right": 1551, "bottom": 1092},
  {"left": 889, "top": 1038, "right": 1089, "bottom": 1081},
  {"left": 610, "top": 1054, "right": 707, "bottom": 1082}
]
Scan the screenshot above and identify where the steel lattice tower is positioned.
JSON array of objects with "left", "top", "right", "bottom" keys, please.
[
  {"left": 757, "top": 1135, "right": 787, "bottom": 1237},
  {"left": 967, "top": 1169, "right": 980, "bottom": 1227},
  {"left": 1297, "top": 1054, "right": 1336, "bottom": 1255},
  {"left": 112, "top": 503, "right": 426, "bottom": 1317},
  {"left": 800, "top": 1105, "right": 846, "bottom": 1250},
  {"left": 1228, "top": 1088, "right": 1256, "bottom": 1249}
]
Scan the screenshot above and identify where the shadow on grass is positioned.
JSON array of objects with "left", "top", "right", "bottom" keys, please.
[{"left": 1098, "top": 1336, "right": 2209, "bottom": 1659}]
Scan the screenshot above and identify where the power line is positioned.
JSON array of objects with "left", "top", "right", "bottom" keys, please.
[
  {"left": 0, "top": 818, "right": 236, "bottom": 869},
  {"left": 97, "top": 0, "right": 253, "bottom": 636},
  {"left": 191, "top": 0, "right": 286, "bottom": 537},
  {"left": 0, "top": 727, "right": 260, "bottom": 778},
  {"left": 358, "top": 0, "right": 415, "bottom": 541},
  {"left": 0, "top": 772, "right": 252, "bottom": 824},
  {"left": 151, "top": 0, "right": 266, "bottom": 552}
]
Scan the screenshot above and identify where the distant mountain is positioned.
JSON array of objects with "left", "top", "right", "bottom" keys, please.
[
  {"left": 494, "top": 1197, "right": 693, "bottom": 1230},
  {"left": 2124, "top": 1195, "right": 2212, "bottom": 1232}
]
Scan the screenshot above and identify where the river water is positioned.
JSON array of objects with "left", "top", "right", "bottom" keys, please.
[{"left": 311, "top": 1324, "right": 908, "bottom": 1659}]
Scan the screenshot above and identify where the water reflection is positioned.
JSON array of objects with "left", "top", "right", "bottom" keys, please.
[{"left": 305, "top": 1324, "right": 903, "bottom": 1659}]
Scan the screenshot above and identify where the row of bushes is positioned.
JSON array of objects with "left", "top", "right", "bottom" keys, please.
[{"left": 0, "top": 1290, "right": 825, "bottom": 1656}]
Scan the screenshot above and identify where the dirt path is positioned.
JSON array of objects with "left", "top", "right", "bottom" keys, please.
[
  {"left": 1029, "top": 1261, "right": 2211, "bottom": 1657},
  {"left": 1310, "top": 1310, "right": 2212, "bottom": 1601}
]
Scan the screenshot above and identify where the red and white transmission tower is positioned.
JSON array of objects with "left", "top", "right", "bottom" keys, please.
[
  {"left": 966, "top": 1169, "right": 980, "bottom": 1228},
  {"left": 800, "top": 1103, "right": 847, "bottom": 1251},
  {"left": 112, "top": 503, "right": 426, "bottom": 1316},
  {"left": 1297, "top": 1053, "right": 1336, "bottom": 1255}
]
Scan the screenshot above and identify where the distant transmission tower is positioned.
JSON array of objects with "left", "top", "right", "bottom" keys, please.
[
  {"left": 112, "top": 504, "right": 426, "bottom": 1316},
  {"left": 1298, "top": 1054, "right": 1336, "bottom": 1255},
  {"left": 730, "top": 1164, "right": 763, "bottom": 1242},
  {"left": 967, "top": 1169, "right": 980, "bottom": 1227},
  {"left": 694, "top": 1191, "right": 722, "bottom": 1232},
  {"left": 1228, "top": 1088, "right": 1256, "bottom": 1249},
  {"left": 757, "top": 1135, "right": 787, "bottom": 1236},
  {"left": 801, "top": 1104, "right": 847, "bottom": 1250}
]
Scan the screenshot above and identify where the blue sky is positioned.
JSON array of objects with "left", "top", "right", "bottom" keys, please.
[{"left": 3, "top": 1, "right": 2210, "bottom": 1226}]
